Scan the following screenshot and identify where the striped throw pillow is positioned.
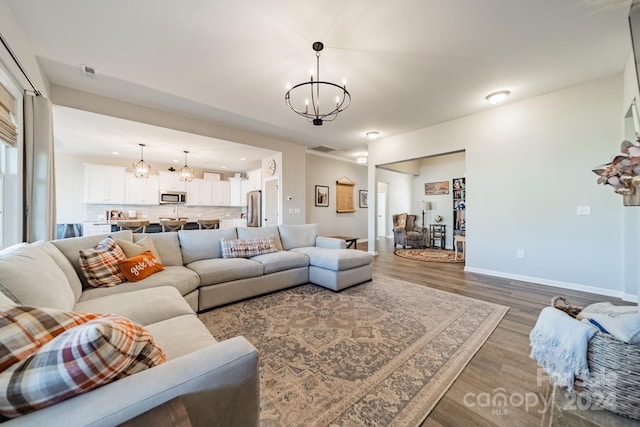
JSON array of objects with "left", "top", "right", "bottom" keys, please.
[
  {"left": 0, "top": 305, "right": 100, "bottom": 372},
  {"left": 78, "top": 237, "right": 126, "bottom": 287},
  {"left": 0, "top": 315, "right": 166, "bottom": 418},
  {"left": 220, "top": 237, "right": 277, "bottom": 259}
]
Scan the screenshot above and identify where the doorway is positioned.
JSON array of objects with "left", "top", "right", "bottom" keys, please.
[
  {"left": 377, "top": 182, "right": 388, "bottom": 238},
  {"left": 263, "top": 178, "right": 279, "bottom": 226}
]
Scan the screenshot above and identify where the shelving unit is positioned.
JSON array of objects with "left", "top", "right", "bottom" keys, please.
[
  {"left": 429, "top": 224, "right": 446, "bottom": 249},
  {"left": 452, "top": 177, "right": 465, "bottom": 248}
]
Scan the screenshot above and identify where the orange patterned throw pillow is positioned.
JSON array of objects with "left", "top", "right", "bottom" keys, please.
[
  {"left": 78, "top": 237, "right": 126, "bottom": 287},
  {"left": 117, "top": 251, "right": 164, "bottom": 282},
  {"left": 0, "top": 305, "right": 101, "bottom": 372},
  {"left": 0, "top": 315, "right": 166, "bottom": 418}
]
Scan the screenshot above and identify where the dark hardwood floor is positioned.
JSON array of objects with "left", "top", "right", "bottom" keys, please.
[{"left": 366, "top": 238, "right": 623, "bottom": 427}]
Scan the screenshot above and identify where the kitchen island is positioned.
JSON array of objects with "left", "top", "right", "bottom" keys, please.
[{"left": 81, "top": 218, "right": 246, "bottom": 236}]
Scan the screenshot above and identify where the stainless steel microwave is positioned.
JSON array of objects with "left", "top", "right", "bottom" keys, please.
[{"left": 159, "top": 191, "right": 186, "bottom": 204}]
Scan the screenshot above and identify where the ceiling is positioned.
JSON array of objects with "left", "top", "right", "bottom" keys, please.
[{"left": 5, "top": 0, "right": 633, "bottom": 164}]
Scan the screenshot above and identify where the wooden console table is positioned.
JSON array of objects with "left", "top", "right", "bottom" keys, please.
[{"left": 331, "top": 235, "right": 358, "bottom": 249}]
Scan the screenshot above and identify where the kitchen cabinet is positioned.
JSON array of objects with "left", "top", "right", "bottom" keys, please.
[
  {"left": 185, "top": 178, "right": 213, "bottom": 206},
  {"left": 246, "top": 169, "right": 261, "bottom": 191},
  {"left": 239, "top": 169, "right": 261, "bottom": 206},
  {"left": 212, "top": 180, "right": 230, "bottom": 206},
  {"left": 228, "top": 176, "right": 247, "bottom": 206},
  {"left": 124, "top": 173, "right": 160, "bottom": 205},
  {"left": 84, "top": 164, "right": 125, "bottom": 204},
  {"left": 82, "top": 221, "right": 112, "bottom": 236},
  {"left": 158, "top": 171, "right": 187, "bottom": 192}
]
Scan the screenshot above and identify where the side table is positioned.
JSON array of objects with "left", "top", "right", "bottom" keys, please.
[{"left": 429, "top": 224, "right": 446, "bottom": 249}]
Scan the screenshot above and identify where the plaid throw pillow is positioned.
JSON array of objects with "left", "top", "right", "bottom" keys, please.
[
  {"left": 117, "top": 251, "right": 164, "bottom": 282},
  {"left": 78, "top": 237, "right": 126, "bottom": 287},
  {"left": 0, "top": 305, "right": 100, "bottom": 372},
  {"left": 220, "top": 237, "right": 277, "bottom": 259},
  {"left": 0, "top": 315, "right": 166, "bottom": 418}
]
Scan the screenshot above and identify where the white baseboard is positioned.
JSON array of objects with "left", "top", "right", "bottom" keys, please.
[{"left": 464, "top": 266, "right": 630, "bottom": 301}]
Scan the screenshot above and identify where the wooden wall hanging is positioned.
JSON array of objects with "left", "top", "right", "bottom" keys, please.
[{"left": 336, "top": 177, "right": 356, "bottom": 213}]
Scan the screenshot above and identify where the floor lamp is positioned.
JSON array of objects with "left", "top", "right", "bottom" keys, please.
[{"left": 422, "top": 201, "right": 432, "bottom": 227}]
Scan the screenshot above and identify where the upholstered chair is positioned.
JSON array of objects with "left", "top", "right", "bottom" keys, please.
[{"left": 393, "top": 214, "right": 428, "bottom": 249}]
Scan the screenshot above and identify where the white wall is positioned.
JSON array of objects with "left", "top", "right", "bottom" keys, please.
[
  {"left": 369, "top": 75, "right": 627, "bottom": 298},
  {"left": 375, "top": 168, "right": 413, "bottom": 237},
  {"left": 412, "top": 152, "right": 466, "bottom": 248},
  {"left": 0, "top": 1, "right": 50, "bottom": 96},
  {"left": 305, "top": 154, "right": 368, "bottom": 238}
]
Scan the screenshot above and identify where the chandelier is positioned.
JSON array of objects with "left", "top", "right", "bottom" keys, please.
[
  {"left": 285, "top": 42, "right": 351, "bottom": 126},
  {"left": 132, "top": 143, "right": 150, "bottom": 178},
  {"left": 178, "top": 150, "right": 194, "bottom": 182}
]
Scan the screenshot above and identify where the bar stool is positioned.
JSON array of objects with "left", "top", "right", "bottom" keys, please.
[
  {"left": 117, "top": 220, "right": 149, "bottom": 233},
  {"left": 197, "top": 219, "right": 220, "bottom": 230},
  {"left": 454, "top": 235, "right": 466, "bottom": 260},
  {"left": 160, "top": 219, "right": 187, "bottom": 232}
]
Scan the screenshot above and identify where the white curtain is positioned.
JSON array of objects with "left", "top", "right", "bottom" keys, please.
[{"left": 23, "top": 94, "right": 56, "bottom": 242}]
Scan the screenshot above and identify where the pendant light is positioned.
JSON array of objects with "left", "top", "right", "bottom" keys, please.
[
  {"left": 178, "top": 150, "right": 194, "bottom": 182},
  {"left": 285, "top": 41, "right": 351, "bottom": 126},
  {"left": 132, "top": 143, "right": 150, "bottom": 178}
]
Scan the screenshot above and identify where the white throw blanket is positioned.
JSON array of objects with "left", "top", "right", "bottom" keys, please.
[{"left": 529, "top": 307, "right": 598, "bottom": 389}]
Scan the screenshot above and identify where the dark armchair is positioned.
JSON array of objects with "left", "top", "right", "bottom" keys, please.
[{"left": 393, "top": 214, "right": 428, "bottom": 249}]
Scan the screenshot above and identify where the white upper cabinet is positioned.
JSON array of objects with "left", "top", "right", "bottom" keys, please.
[
  {"left": 158, "top": 170, "right": 187, "bottom": 192},
  {"left": 186, "top": 178, "right": 213, "bottom": 206},
  {"left": 228, "top": 176, "right": 245, "bottom": 206},
  {"left": 84, "top": 164, "right": 126, "bottom": 204},
  {"left": 212, "top": 180, "right": 230, "bottom": 206},
  {"left": 247, "top": 169, "right": 262, "bottom": 191},
  {"left": 124, "top": 173, "right": 159, "bottom": 205}
]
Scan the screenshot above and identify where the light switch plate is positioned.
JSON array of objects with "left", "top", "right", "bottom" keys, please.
[{"left": 577, "top": 205, "right": 591, "bottom": 216}]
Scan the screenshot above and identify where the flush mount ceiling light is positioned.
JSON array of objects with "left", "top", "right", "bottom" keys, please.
[
  {"left": 132, "top": 144, "right": 150, "bottom": 178},
  {"left": 178, "top": 150, "right": 194, "bottom": 182},
  {"left": 366, "top": 131, "right": 379, "bottom": 140},
  {"left": 285, "top": 42, "right": 351, "bottom": 126},
  {"left": 485, "top": 90, "right": 510, "bottom": 105}
]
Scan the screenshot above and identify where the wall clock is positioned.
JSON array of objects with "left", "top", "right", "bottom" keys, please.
[{"left": 267, "top": 159, "right": 276, "bottom": 176}]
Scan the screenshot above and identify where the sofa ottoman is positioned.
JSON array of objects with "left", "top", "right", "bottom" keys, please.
[
  {"left": 278, "top": 224, "right": 373, "bottom": 291},
  {"left": 291, "top": 246, "right": 373, "bottom": 291}
]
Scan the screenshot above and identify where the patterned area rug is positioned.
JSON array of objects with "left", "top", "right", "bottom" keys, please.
[
  {"left": 395, "top": 248, "right": 465, "bottom": 263},
  {"left": 199, "top": 275, "right": 508, "bottom": 426}
]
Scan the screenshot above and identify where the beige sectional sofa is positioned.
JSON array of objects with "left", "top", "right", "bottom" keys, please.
[{"left": 0, "top": 224, "right": 372, "bottom": 426}]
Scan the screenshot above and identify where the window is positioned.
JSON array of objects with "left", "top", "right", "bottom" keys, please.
[{"left": 0, "top": 63, "right": 23, "bottom": 248}]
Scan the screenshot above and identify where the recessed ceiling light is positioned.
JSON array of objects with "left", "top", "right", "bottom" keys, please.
[
  {"left": 112, "top": 151, "right": 119, "bottom": 155},
  {"left": 222, "top": 165, "right": 227, "bottom": 169},
  {"left": 356, "top": 157, "right": 368, "bottom": 164},
  {"left": 366, "top": 131, "right": 379, "bottom": 140},
  {"left": 485, "top": 90, "right": 510, "bottom": 105},
  {"left": 240, "top": 158, "right": 246, "bottom": 161},
  {"left": 173, "top": 159, "right": 179, "bottom": 163},
  {"left": 355, "top": 151, "right": 368, "bottom": 157}
]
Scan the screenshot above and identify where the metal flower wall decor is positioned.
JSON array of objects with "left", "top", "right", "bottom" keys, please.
[{"left": 593, "top": 139, "right": 640, "bottom": 206}]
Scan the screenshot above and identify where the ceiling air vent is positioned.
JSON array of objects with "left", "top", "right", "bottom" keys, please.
[
  {"left": 310, "top": 145, "right": 336, "bottom": 153},
  {"left": 80, "top": 64, "right": 99, "bottom": 78}
]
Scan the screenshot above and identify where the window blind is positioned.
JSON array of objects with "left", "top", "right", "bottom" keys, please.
[{"left": 0, "top": 82, "right": 17, "bottom": 147}]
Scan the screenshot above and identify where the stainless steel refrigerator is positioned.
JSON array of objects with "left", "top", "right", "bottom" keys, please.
[{"left": 246, "top": 190, "right": 261, "bottom": 227}]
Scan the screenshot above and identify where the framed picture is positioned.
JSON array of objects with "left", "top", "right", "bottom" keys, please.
[
  {"left": 315, "top": 185, "right": 329, "bottom": 207},
  {"left": 424, "top": 181, "right": 449, "bottom": 195},
  {"left": 359, "top": 190, "right": 368, "bottom": 208}
]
